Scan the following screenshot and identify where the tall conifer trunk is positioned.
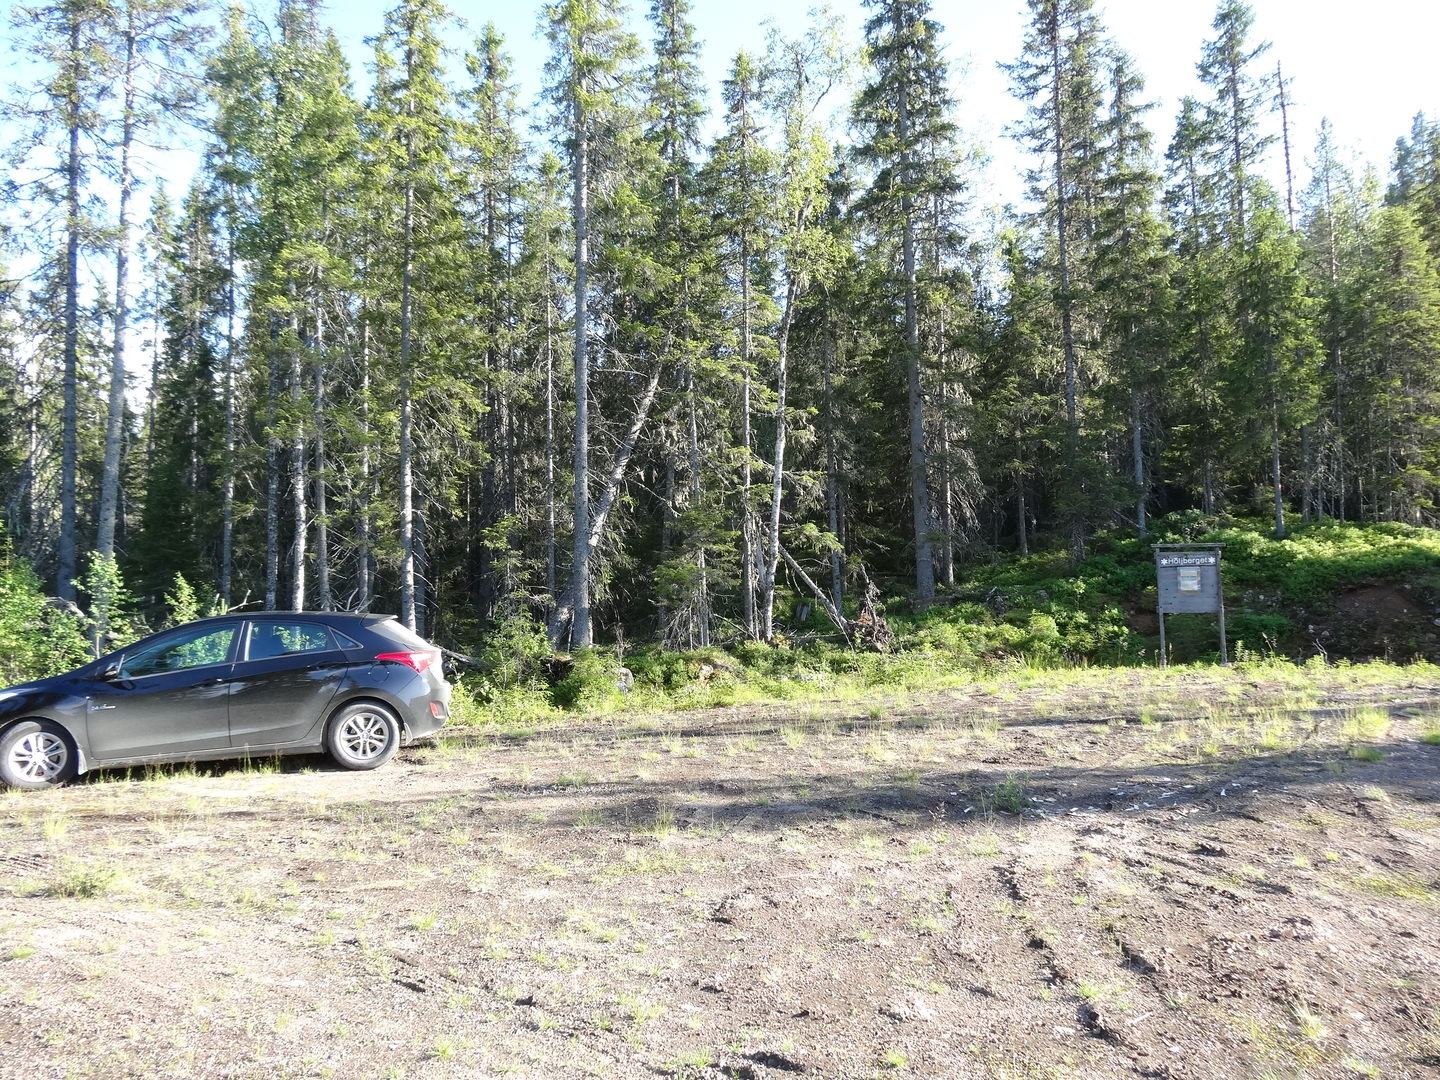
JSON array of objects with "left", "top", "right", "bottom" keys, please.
[
  {"left": 57, "top": 9, "right": 83, "bottom": 603},
  {"left": 898, "top": 53, "right": 935, "bottom": 600},
  {"left": 822, "top": 302, "right": 843, "bottom": 615},
  {"left": 570, "top": 107, "right": 592, "bottom": 649},
  {"left": 761, "top": 278, "right": 799, "bottom": 642},
  {"left": 544, "top": 292, "right": 557, "bottom": 630},
  {"left": 220, "top": 193, "right": 238, "bottom": 608},
  {"left": 289, "top": 304, "right": 307, "bottom": 610},
  {"left": 1047, "top": 4, "right": 1084, "bottom": 562},
  {"left": 264, "top": 318, "right": 281, "bottom": 611},
  {"left": 313, "top": 303, "right": 331, "bottom": 611},
  {"left": 98, "top": 12, "right": 138, "bottom": 563},
  {"left": 739, "top": 245, "right": 757, "bottom": 639}
]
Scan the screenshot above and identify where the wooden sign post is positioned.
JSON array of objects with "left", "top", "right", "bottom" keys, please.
[{"left": 1153, "top": 543, "right": 1228, "bottom": 667}]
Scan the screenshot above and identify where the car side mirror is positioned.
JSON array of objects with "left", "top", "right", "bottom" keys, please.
[{"left": 97, "top": 663, "right": 122, "bottom": 682}]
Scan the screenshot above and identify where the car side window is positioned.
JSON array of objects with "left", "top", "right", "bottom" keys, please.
[
  {"left": 119, "top": 627, "right": 236, "bottom": 679},
  {"left": 246, "top": 621, "right": 334, "bottom": 662}
]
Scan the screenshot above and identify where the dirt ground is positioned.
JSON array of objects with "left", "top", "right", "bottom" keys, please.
[
  {"left": 1306, "top": 584, "right": 1440, "bottom": 663},
  {"left": 3, "top": 664, "right": 1440, "bottom": 1080}
]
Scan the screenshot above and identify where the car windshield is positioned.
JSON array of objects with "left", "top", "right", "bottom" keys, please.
[{"left": 118, "top": 626, "right": 236, "bottom": 679}]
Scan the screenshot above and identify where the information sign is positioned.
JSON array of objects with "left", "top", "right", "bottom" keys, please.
[{"left": 1153, "top": 544, "right": 1228, "bottom": 665}]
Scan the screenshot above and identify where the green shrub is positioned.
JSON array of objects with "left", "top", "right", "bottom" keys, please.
[
  {"left": 552, "top": 649, "right": 627, "bottom": 713},
  {"left": 0, "top": 532, "right": 88, "bottom": 684},
  {"left": 477, "top": 612, "right": 552, "bottom": 691}
]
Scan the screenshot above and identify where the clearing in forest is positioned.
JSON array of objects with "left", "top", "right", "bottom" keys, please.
[{"left": 2, "top": 663, "right": 1439, "bottom": 1080}]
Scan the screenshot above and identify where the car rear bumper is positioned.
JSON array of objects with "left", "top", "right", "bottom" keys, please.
[{"left": 401, "top": 679, "right": 451, "bottom": 743}]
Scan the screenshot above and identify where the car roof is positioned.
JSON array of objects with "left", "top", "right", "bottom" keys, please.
[{"left": 184, "top": 611, "right": 400, "bottom": 626}]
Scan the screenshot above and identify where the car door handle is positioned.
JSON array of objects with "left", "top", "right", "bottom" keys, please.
[
  {"left": 306, "top": 661, "right": 346, "bottom": 672},
  {"left": 198, "top": 677, "right": 229, "bottom": 688}
]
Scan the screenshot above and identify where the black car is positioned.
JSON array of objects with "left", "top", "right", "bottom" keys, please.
[{"left": 0, "top": 612, "right": 452, "bottom": 789}]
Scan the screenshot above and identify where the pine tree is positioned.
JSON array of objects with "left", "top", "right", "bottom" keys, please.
[
  {"left": 131, "top": 178, "right": 226, "bottom": 602},
  {"left": 1355, "top": 203, "right": 1440, "bottom": 522},
  {"left": 1388, "top": 113, "right": 1440, "bottom": 264},
  {"left": 978, "top": 231, "right": 1053, "bottom": 555},
  {"left": 5, "top": 0, "right": 114, "bottom": 599},
  {"left": 646, "top": 0, "right": 724, "bottom": 647},
  {"left": 1194, "top": 0, "right": 1312, "bottom": 535},
  {"left": 513, "top": 151, "right": 572, "bottom": 633},
  {"left": 370, "top": 0, "right": 467, "bottom": 632},
  {"left": 460, "top": 23, "right": 526, "bottom": 630},
  {"left": 95, "top": 0, "right": 209, "bottom": 567},
  {"left": 852, "top": 0, "right": 967, "bottom": 600},
  {"left": 1163, "top": 96, "right": 1231, "bottom": 514},
  {"left": 757, "top": 15, "right": 846, "bottom": 641},
  {"left": 1233, "top": 201, "right": 1318, "bottom": 537},
  {"left": 1197, "top": 0, "right": 1273, "bottom": 239},
  {"left": 541, "top": 0, "right": 645, "bottom": 649},
  {"left": 1004, "top": 0, "right": 1107, "bottom": 559},
  {"left": 1300, "top": 120, "right": 1367, "bottom": 519},
  {"left": 1090, "top": 48, "right": 1171, "bottom": 536},
  {"left": 703, "top": 48, "right": 776, "bottom": 639},
  {"left": 203, "top": 3, "right": 264, "bottom": 607}
]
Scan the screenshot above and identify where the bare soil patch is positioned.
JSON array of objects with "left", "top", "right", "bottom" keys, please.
[
  {"left": 3, "top": 665, "right": 1440, "bottom": 1080},
  {"left": 1307, "top": 584, "right": 1440, "bottom": 663}
]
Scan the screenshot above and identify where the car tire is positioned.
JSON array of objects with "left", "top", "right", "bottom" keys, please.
[
  {"left": 0, "top": 721, "right": 76, "bottom": 790},
  {"left": 326, "top": 702, "right": 401, "bottom": 771}
]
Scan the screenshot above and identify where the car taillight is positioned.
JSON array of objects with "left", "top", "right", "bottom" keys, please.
[{"left": 376, "top": 650, "right": 439, "bottom": 674}]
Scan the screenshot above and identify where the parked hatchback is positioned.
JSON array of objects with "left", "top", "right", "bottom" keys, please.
[{"left": 0, "top": 612, "right": 452, "bottom": 789}]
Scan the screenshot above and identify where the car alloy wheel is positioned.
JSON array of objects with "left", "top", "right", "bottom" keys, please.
[
  {"left": 326, "top": 702, "right": 400, "bottom": 771},
  {"left": 0, "top": 722, "right": 74, "bottom": 789}
]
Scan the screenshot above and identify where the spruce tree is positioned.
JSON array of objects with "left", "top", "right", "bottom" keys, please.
[
  {"left": 1090, "top": 48, "right": 1171, "bottom": 536},
  {"left": 1356, "top": 203, "right": 1440, "bottom": 522},
  {"left": 703, "top": 48, "right": 776, "bottom": 639},
  {"left": 95, "top": 0, "right": 209, "bottom": 567},
  {"left": 757, "top": 15, "right": 846, "bottom": 640},
  {"left": 852, "top": 0, "right": 967, "bottom": 599},
  {"left": 1004, "top": 0, "right": 1107, "bottom": 559},
  {"left": 460, "top": 24, "right": 526, "bottom": 629},
  {"left": 541, "top": 0, "right": 645, "bottom": 648},
  {"left": 5, "top": 0, "right": 113, "bottom": 599},
  {"left": 370, "top": 0, "right": 467, "bottom": 632}
]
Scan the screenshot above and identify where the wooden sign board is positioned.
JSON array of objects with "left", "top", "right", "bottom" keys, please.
[
  {"left": 1153, "top": 544, "right": 1228, "bottom": 665},
  {"left": 1156, "top": 550, "right": 1222, "bottom": 614}
]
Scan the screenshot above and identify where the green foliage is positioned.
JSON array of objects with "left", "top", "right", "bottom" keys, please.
[
  {"left": 0, "top": 535, "right": 89, "bottom": 685},
  {"left": 477, "top": 613, "right": 553, "bottom": 692},
  {"left": 551, "top": 649, "right": 628, "bottom": 713},
  {"left": 80, "top": 553, "right": 142, "bottom": 659},
  {"left": 161, "top": 572, "right": 219, "bottom": 628},
  {"left": 625, "top": 645, "right": 730, "bottom": 692},
  {"left": 1203, "top": 519, "right": 1440, "bottom": 603},
  {"left": 6, "top": 0, "right": 1440, "bottom": 697},
  {"left": 465, "top": 514, "right": 1440, "bottom": 720}
]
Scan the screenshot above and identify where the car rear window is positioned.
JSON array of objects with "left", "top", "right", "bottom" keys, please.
[{"left": 371, "top": 618, "right": 435, "bottom": 651}]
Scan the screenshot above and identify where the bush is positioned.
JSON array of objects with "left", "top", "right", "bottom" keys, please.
[
  {"left": 0, "top": 533, "right": 88, "bottom": 684},
  {"left": 551, "top": 648, "right": 628, "bottom": 713},
  {"left": 477, "top": 612, "right": 552, "bottom": 691}
]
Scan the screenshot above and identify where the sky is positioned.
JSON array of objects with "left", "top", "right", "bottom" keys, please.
[
  {"left": 4, "top": 0, "right": 1437, "bottom": 271},
  {"left": 322, "top": 0, "right": 1440, "bottom": 212}
]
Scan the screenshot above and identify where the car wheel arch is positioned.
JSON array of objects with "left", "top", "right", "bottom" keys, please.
[
  {"left": 325, "top": 694, "right": 410, "bottom": 740},
  {"left": 0, "top": 716, "right": 86, "bottom": 769},
  {"left": 328, "top": 694, "right": 408, "bottom": 728}
]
